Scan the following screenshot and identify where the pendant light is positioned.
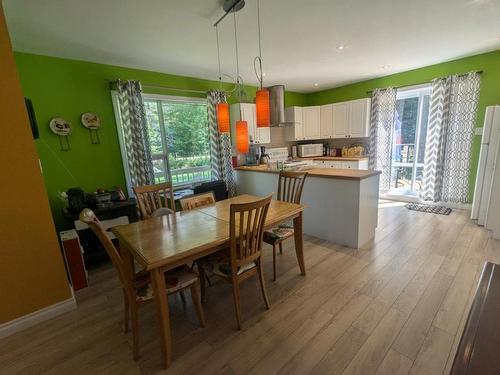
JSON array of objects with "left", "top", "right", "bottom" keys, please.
[
  {"left": 254, "top": 0, "right": 270, "bottom": 128},
  {"left": 232, "top": 10, "right": 249, "bottom": 153},
  {"left": 215, "top": 25, "right": 230, "bottom": 133}
]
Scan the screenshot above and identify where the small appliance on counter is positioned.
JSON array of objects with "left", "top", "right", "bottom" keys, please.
[
  {"left": 259, "top": 146, "right": 270, "bottom": 165},
  {"left": 245, "top": 142, "right": 261, "bottom": 165},
  {"left": 297, "top": 143, "right": 323, "bottom": 158}
]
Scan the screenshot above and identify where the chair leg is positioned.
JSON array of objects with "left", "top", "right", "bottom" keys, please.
[
  {"left": 257, "top": 260, "right": 271, "bottom": 310},
  {"left": 279, "top": 241, "right": 283, "bottom": 255},
  {"left": 190, "top": 283, "right": 206, "bottom": 328},
  {"left": 230, "top": 277, "right": 242, "bottom": 330},
  {"left": 130, "top": 303, "right": 140, "bottom": 361},
  {"left": 179, "top": 290, "right": 186, "bottom": 304},
  {"left": 123, "top": 289, "right": 129, "bottom": 334},
  {"left": 199, "top": 265, "right": 207, "bottom": 303},
  {"left": 272, "top": 244, "right": 277, "bottom": 282}
]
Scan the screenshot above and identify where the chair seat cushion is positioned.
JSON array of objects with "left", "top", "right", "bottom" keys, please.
[
  {"left": 198, "top": 251, "right": 256, "bottom": 278},
  {"left": 264, "top": 225, "right": 294, "bottom": 242},
  {"left": 133, "top": 266, "right": 198, "bottom": 301},
  {"left": 212, "top": 261, "right": 256, "bottom": 277}
]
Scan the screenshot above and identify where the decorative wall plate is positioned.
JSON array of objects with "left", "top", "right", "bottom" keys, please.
[
  {"left": 49, "top": 117, "right": 72, "bottom": 136},
  {"left": 81, "top": 112, "right": 101, "bottom": 129}
]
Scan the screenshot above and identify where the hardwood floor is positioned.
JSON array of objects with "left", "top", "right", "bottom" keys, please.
[{"left": 2, "top": 200, "right": 500, "bottom": 374}]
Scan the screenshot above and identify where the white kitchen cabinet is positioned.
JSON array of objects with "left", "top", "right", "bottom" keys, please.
[
  {"left": 332, "top": 98, "right": 371, "bottom": 139},
  {"left": 230, "top": 103, "right": 270, "bottom": 148},
  {"left": 303, "top": 106, "right": 321, "bottom": 140},
  {"left": 349, "top": 99, "right": 371, "bottom": 138},
  {"left": 332, "top": 102, "right": 349, "bottom": 138},
  {"left": 320, "top": 104, "right": 333, "bottom": 139},
  {"left": 285, "top": 106, "right": 305, "bottom": 141},
  {"left": 314, "top": 158, "right": 368, "bottom": 170}
]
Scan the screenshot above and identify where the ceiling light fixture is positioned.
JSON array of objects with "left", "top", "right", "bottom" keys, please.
[
  {"left": 337, "top": 44, "right": 345, "bottom": 50},
  {"left": 233, "top": 10, "right": 249, "bottom": 152},
  {"left": 314, "top": 83, "right": 319, "bottom": 87},
  {"left": 254, "top": 0, "right": 270, "bottom": 128}
]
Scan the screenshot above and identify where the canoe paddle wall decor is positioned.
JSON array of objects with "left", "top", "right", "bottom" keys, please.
[
  {"left": 81, "top": 112, "right": 101, "bottom": 144},
  {"left": 49, "top": 117, "right": 72, "bottom": 151}
]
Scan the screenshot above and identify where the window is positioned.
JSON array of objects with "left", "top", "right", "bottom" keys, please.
[
  {"left": 390, "top": 85, "right": 431, "bottom": 196},
  {"left": 143, "top": 95, "right": 211, "bottom": 187}
]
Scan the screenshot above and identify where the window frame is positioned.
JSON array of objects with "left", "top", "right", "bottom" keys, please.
[{"left": 112, "top": 92, "right": 210, "bottom": 196}]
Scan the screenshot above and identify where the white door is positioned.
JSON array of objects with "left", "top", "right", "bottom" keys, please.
[
  {"left": 303, "top": 106, "right": 321, "bottom": 140},
  {"left": 320, "top": 104, "right": 333, "bottom": 139},
  {"left": 332, "top": 102, "right": 349, "bottom": 138},
  {"left": 349, "top": 99, "right": 370, "bottom": 138}
]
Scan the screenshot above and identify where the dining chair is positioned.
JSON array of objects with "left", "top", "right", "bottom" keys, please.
[
  {"left": 263, "top": 171, "right": 308, "bottom": 281},
  {"left": 180, "top": 191, "right": 215, "bottom": 211},
  {"left": 79, "top": 208, "right": 205, "bottom": 361},
  {"left": 198, "top": 195, "right": 272, "bottom": 330},
  {"left": 133, "top": 182, "right": 175, "bottom": 220}
]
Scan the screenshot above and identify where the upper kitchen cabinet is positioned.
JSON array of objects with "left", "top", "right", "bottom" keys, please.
[
  {"left": 284, "top": 106, "right": 305, "bottom": 141},
  {"left": 230, "top": 103, "right": 270, "bottom": 146},
  {"left": 348, "top": 98, "right": 371, "bottom": 138},
  {"left": 320, "top": 104, "right": 333, "bottom": 139},
  {"left": 332, "top": 99, "right": 370, "bottom": 138},
  {"left": 303, "top": 106, "right": 321, "bottom": 140},
  {"left": 332, "top": 102, "right": 349, "bottom": 138}
]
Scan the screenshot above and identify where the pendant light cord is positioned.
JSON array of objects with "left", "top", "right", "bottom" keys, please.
[
  {"left": 253, "top": 0, "right": 264, "bottom": 89},
  {"left": 215, "top": 25, "right": 222, "bottom": 90}
]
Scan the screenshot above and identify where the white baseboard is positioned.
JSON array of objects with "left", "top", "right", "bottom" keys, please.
[{"left": 0, "top": 295, "right": 77, "bottom": 339}]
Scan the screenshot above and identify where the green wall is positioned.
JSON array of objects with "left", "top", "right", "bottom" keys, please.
[
  {"left": 308, "top": 49, "right": 500, "bottom": 201},
  {"left": 14, "top": 52, "right": 307, "bottom": 229}
]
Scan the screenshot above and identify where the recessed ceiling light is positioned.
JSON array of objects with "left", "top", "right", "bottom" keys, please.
[
  {"left": 262, "top": 72, "right": 267, "bottom": 77},
  {"left": 314, "top": 83, "right": 319, "bottom": 87},
  {"left": 337, "top": 44, "right": 345, "bottom": 50},
  {"left": 381, "top": 65, "right": 390, "bottom": 70}
]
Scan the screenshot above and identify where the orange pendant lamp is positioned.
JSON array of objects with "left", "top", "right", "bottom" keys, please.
[
  {"left": 216, "top": 102, "right": 230, "bottom": 133},
  {"left": 256, "top": 88, "right": 270, "bottom": 127},
  {"left": 235, "top": 120, "right": 249, "bottom": 153}
]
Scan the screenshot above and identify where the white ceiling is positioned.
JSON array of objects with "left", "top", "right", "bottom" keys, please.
[{"left": 4, "top": 0, "right": 500, "bottom": 93}]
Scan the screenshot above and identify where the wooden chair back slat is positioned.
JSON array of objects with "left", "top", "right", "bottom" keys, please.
[
  {"left": 79, "top": 209, "right": 132, "bottom": 291},
  {"left": 180, "top": 191, "right": 216, "bottom": 211},
  {"left": 277, "top": 171, "right": 308, "bottom": 204},
  {"left": 133, "top": 182, "right": 175, "bottom": 219},
  {"left": 230, "top": 195, "right": 272, "bottom": 269}
]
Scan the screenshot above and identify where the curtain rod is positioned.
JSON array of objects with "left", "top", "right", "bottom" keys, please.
[
  {"left": 108, "top": 80, "right": 207, "bottom": 94},
  {"left": 365, "top": 70, "right": 483, "bottom": 95}
]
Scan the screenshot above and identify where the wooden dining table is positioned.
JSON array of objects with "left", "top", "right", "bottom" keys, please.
[{"left": 112, "top": 194, "right": 306, "bottom": 369}]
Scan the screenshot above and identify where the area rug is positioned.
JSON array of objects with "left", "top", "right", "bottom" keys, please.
[{"left": 406, "top": 203, "right": 452, "bottom": 215}]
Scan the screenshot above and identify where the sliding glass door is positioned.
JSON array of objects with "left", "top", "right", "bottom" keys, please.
[{"left": 390, "top": 86, "right": 431, "bottom": 196}]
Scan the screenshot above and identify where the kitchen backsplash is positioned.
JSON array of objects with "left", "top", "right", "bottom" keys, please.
[{"left": 265, "top": 127, "right": 369, "bottom": 156}]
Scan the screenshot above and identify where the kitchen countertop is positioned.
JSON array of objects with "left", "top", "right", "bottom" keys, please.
[
  {"left": 235, "top": 165, "right": 380, "bottom": 180},
  {"left": 298, "top": 156, "right": 369, "bottom": 161}
]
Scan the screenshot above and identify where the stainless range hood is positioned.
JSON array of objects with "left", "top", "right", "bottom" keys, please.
[{"left": 267, "top": 85, "right": 289, "bottom": 126}]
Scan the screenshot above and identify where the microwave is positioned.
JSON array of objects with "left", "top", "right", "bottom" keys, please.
[{"left": 297, "top": 143, "right": 323, "bottom": 158}]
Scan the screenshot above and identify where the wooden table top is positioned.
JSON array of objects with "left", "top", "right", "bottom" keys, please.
[{"left": 112, "top": 195, "right": 304, "bottom": 271}]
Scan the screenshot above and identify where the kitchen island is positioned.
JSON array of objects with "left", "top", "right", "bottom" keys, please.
[{"left": 235, "top": 165, "right": 381, "bottom": 248}]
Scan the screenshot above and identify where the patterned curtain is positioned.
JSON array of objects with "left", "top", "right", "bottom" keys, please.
[
  {"left": 115, "top": 80, "right": 155, "bottom": 189},
  {"left": 207, "top": 90, "right": 235, "bottom": 197},
  {"left": 369, "top": 88, "right": 397, "bottom": 193},
  {"left": 421, "top": 72, "right": 481, "bottom": 203}
]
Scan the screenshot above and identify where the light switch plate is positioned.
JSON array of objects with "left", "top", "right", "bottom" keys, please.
[{"left": 475, "top": 127, "right": 483, "bottom": 136}]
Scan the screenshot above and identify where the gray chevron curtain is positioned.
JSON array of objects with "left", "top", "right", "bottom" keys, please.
[
  {"left": 369, "top": 88, "right": 397, "bottom": 193},
  {"left": 421, "top": 72, "right": 481, "bottom": 203},
  {"left": 207, "top": 90, "right": 235, "bottom": 197},
  {"left": 115, "top": 80, "right": 155, "bottom": 189}
]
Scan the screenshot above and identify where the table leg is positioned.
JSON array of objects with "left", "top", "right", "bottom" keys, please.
[
  {"left": 151, "top": 268, "right": 172, "bottom": 369},
  {"left": 293, "top": 212, "right": 306, "bottom": 276}
]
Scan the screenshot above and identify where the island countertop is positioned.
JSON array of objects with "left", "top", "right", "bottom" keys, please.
[{"left": 234, "top": 165, "right": 381, "bottom": 180}]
